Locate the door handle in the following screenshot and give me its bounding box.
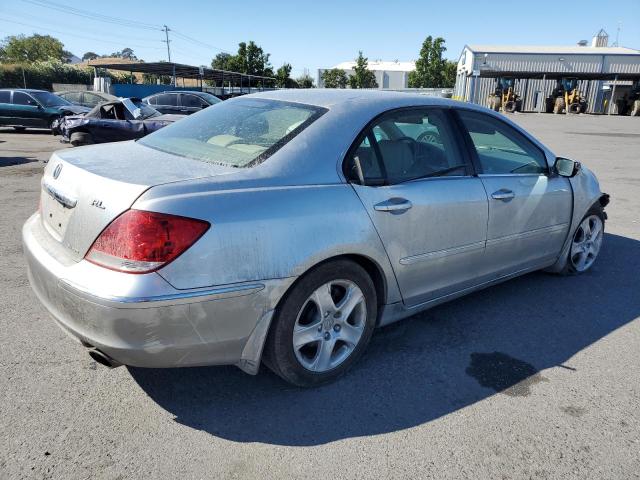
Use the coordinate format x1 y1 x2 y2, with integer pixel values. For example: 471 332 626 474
491 189 515 201
374 198 413 213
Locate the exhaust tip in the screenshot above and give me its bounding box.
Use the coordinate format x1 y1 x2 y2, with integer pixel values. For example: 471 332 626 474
88 349 120 368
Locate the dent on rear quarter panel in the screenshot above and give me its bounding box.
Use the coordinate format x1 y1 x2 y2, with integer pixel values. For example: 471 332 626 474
134 184 402 303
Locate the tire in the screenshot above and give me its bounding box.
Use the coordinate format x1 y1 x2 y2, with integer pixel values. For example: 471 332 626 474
558 206 605 276
631 100 640 117
545 97 555 113
70 132 94 147
567 102 582 114
13 126 26 132
504 100 516 113
263 259 377 387
553 97 565 114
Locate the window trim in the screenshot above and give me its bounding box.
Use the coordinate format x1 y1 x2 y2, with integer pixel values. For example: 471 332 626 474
452 108 550 177
342 106 476 186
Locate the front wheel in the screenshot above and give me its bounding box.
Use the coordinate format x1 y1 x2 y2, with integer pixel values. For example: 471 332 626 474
560 208 605 275
264 260 377 387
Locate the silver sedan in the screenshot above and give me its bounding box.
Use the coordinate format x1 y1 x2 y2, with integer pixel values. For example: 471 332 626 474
23 90 609 387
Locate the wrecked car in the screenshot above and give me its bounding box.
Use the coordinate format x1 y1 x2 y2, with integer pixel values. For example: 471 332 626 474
54 97 183 146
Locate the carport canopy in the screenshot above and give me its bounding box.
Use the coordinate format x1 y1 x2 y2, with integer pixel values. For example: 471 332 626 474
89 61 277 86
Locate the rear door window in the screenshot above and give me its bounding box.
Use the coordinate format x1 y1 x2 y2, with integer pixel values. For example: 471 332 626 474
155 93 178 106
345 108 470 185
0 91 10 103
13 92 36 105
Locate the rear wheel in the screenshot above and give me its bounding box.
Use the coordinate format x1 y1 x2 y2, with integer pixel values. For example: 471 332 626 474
504 100 516 113
559 207 604 275
264 260 377 387
567 102 582 114
70 132 94 147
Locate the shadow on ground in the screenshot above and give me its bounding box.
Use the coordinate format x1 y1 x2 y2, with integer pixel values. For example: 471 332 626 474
0 157 39 167
130 233 640 446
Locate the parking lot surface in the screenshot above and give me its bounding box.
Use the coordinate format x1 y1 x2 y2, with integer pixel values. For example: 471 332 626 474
1 115 639 480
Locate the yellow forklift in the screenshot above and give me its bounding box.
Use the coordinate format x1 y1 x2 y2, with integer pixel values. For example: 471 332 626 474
488 77 522 113
615 80 640 116
545 77 588 114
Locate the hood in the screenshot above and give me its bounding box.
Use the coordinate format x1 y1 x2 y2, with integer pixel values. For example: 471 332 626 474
57 104 90 115
152 113 185 123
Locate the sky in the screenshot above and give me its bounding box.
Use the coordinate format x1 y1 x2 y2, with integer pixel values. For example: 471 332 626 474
1 0 639 79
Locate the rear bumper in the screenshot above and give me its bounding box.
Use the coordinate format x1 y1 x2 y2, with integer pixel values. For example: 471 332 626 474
22 213 294 372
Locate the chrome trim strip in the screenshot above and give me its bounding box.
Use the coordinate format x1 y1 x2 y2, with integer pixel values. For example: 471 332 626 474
400 240 485 265
58 280 265 309
486 223 569 247
42 181 77 209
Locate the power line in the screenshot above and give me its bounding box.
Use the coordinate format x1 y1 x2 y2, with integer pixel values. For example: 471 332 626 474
0 17 164 51
171 30 231 54
21 0 163 31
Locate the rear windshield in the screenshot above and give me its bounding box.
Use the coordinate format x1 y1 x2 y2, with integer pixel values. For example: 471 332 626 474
139 98 326 167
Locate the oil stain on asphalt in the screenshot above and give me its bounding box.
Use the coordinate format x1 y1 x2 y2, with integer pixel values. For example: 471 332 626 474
466 352 548 397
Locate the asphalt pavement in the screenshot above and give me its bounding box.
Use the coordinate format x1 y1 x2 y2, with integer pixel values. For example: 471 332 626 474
1 114 639 479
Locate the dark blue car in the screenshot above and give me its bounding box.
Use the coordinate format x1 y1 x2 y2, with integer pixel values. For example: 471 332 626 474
55 97 183 146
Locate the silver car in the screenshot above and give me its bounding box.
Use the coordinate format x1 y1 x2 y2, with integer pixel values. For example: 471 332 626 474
23 90 609 387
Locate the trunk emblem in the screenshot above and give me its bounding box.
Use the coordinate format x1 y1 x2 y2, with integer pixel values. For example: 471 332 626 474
91 200 105 210
53 164 63 179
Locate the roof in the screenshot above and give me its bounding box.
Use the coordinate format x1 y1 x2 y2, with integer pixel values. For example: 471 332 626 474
89 61 276 85
0 88 48 92
466 44 640 55
245 88 453 108
331 60 416 72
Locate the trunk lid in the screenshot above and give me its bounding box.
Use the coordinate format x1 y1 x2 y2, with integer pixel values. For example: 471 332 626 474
40 140 235 260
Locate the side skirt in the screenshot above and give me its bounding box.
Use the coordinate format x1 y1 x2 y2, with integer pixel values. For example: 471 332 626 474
377 260 555 327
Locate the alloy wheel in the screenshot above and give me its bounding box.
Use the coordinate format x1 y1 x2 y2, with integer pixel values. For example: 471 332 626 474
292 279 367 372
570 214 603 272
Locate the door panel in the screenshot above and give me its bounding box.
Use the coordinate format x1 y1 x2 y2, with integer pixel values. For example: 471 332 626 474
353 179 488 305
11 92 41 127
345 107 489 306
456 109 573 276
480 174 572 276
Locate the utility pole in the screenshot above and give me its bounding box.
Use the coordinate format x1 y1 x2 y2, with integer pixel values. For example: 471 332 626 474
162 25 175 86
162 25 172 62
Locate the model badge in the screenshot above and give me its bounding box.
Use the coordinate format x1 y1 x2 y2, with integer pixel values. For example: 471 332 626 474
90 199 105 210
53 164 63 179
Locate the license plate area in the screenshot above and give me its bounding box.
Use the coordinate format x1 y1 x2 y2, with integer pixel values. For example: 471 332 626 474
41 190 74 241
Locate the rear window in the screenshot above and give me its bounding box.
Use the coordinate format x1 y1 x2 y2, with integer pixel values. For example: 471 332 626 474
139 98 326 168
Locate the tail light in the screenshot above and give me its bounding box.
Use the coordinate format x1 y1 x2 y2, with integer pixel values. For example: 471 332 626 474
85 209 210 273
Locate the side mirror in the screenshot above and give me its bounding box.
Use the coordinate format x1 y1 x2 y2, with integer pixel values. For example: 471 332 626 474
555 157 581 178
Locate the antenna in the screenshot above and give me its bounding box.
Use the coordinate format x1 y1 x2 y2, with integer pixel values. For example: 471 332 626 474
614 22 622 47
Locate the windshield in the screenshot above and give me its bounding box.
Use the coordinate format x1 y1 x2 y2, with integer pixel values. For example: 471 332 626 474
199 92 221 105
122 98 161 119
31 91 72 107
139 98 326 167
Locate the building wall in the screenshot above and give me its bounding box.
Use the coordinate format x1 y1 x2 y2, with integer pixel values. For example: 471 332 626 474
318 68 409 89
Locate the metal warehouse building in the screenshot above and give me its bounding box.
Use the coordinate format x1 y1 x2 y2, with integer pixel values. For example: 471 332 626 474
453 31 640 114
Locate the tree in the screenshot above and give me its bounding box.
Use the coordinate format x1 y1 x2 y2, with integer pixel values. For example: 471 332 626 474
321 68 348 88
0 34 65 62
349 51 378 89
442 60 457 88
82 51 99 61
211 41 273 77
120 47 136 60
408 36 450 88
296 73 315 88
275 63 295 88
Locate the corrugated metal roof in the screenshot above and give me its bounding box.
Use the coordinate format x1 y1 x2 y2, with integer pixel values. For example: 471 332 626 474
466 45 640 55
332 60 415 72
